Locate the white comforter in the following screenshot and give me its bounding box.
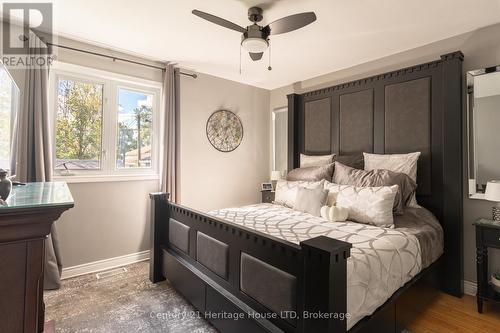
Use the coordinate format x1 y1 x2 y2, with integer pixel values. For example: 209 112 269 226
209 203 431 329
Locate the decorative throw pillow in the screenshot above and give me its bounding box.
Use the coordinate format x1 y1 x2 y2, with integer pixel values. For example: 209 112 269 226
300 154 335 168
332 162 417 214
286 164 334 182
324 182 398 227
363 152 421 207
334 154 364 170
293 187 328 217
274 180 324 208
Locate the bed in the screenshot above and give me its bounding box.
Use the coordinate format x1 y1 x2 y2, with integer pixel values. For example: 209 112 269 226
150 51 464 333
209 203 443 330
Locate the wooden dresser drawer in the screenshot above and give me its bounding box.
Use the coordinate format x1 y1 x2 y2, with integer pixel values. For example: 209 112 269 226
482 227 500 248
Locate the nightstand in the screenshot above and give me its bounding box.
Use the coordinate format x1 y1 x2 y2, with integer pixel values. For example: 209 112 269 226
474 218 500 313
261 190 275 203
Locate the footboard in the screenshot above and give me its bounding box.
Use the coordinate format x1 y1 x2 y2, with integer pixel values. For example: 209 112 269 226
149 193 352 333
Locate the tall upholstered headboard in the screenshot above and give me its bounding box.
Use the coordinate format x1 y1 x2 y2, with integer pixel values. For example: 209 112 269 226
287 52 464 297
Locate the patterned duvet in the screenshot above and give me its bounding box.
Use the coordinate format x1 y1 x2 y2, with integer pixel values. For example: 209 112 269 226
209 203 443 329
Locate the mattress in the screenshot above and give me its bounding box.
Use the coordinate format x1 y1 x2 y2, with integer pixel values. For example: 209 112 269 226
209 203 443 330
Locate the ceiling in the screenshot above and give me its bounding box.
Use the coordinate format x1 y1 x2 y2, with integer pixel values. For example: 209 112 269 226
5 0 500 89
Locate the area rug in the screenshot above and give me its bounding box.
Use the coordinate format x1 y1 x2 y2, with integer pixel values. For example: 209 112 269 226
44 261 217 333
45 261 416 333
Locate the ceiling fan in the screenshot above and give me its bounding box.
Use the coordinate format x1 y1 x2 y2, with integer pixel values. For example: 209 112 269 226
192 7 316 62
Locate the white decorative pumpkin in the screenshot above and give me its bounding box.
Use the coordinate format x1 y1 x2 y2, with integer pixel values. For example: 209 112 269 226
320 205 349 222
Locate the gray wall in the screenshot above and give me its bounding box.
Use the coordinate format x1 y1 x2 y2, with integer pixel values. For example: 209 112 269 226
179 73 270 212
270 22 500 283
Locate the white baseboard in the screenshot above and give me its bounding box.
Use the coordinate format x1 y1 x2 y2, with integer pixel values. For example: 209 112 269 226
463 280 477 296
61 250 150 280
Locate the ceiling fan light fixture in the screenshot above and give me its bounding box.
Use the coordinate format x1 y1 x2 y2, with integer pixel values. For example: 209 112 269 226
241 37 268 53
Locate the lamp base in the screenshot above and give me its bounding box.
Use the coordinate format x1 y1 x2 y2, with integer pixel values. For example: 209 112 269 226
493 206 500 221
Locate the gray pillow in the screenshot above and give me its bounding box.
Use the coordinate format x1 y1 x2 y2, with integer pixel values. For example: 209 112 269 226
332 162 417 214
334 154 364 170
286 163 334 182
293 187 328 217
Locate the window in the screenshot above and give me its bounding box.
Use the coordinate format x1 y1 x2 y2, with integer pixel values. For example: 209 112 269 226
0 65 19 170
117 88 153 169
55 78 104 170
50 63 161 180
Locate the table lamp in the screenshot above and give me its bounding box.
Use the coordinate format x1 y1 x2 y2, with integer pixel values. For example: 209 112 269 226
485 180 500 221
270 171 281 190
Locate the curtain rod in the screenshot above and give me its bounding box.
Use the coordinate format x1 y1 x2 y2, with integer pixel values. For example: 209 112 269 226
46 42 197 78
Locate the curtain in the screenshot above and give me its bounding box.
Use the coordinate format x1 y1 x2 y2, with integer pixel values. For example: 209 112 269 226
160 64 180 202
11 32 62 290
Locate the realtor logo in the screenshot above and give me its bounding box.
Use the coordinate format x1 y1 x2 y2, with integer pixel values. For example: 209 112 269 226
1 2 54 69
2 2 52 55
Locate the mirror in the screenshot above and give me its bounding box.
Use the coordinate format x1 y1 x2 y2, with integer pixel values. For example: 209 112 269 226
467 66 500 198
272 107 287 176
0 63 20 171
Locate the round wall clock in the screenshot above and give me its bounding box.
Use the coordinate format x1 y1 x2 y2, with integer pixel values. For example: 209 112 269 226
206 110 244 152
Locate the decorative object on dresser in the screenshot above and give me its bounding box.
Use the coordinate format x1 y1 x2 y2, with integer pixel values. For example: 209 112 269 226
0 182 74 333
270 170 281 190
474 218 500 313
485 181 500 221
261 189 275 203
206 110 243 152
0 169 12 200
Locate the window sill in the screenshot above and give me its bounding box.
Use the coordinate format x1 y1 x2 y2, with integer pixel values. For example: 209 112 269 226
53 173 160 184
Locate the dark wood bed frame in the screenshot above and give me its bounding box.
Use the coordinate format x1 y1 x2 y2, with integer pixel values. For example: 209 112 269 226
150 51 464 333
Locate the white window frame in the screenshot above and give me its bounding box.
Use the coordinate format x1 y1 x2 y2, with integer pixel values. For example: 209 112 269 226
49 62 162 183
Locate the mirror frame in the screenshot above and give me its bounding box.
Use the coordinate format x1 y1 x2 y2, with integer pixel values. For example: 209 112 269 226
467 65 500 200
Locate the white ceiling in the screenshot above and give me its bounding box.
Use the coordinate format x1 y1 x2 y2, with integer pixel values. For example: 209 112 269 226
5 0 500 89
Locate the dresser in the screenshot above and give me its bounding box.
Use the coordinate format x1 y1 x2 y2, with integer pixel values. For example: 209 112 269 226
0 182 74 333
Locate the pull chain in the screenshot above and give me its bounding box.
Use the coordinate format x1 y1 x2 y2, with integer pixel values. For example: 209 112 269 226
268 41 272 71
239 44 242 75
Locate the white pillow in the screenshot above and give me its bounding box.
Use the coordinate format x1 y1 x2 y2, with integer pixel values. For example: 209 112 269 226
324 182 398 228
300 154 335 168
363 152 420 207
293 187 328 217
274 180 324 208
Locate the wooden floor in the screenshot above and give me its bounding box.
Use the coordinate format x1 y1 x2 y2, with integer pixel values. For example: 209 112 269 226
407 293 500 333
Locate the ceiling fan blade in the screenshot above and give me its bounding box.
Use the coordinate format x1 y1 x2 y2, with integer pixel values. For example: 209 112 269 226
249 52 264 61
266 12 316 35
192 10 246 33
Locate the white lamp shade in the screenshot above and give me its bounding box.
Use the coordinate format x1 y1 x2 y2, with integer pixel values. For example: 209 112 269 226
270 171 281 181
485 180 500 202
241 38 268 53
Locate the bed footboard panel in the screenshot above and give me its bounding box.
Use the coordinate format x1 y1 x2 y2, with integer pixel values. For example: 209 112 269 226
149 194 352 333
